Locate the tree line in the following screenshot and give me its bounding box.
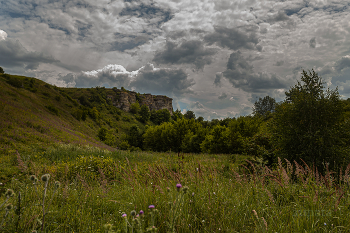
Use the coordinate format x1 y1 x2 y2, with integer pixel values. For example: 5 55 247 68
122 70 350 173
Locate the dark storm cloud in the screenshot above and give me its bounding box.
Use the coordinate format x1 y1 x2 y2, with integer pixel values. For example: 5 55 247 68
222 51 287 92
309 37 316 48
110 33 150 52
131 64 195 95
119 3 173 26
214 72 222 87
153 40 217 70
204 26 260 51
0 39 57 69
335 56 350 71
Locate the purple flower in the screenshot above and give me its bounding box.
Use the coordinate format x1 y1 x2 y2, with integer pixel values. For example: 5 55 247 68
148 205 155 209
176 183 182 189
122 213 127 218
139 210 144 215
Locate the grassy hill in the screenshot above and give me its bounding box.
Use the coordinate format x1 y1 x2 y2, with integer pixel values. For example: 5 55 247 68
0 73 151 163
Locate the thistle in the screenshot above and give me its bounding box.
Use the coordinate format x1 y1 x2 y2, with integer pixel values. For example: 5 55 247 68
0 189 15 209
0 203 13 230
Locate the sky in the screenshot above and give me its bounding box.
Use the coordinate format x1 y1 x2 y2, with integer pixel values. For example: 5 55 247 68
1 0 350 120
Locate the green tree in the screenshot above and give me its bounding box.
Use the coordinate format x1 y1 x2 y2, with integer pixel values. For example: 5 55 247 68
97 127 108 141
151 109 171 125
252 96 276 118
127 125 142 148
130 102 141 114
184 110 195 119
171 109 183 121
0 67 4 74
270 69 347 172
139 105 150 123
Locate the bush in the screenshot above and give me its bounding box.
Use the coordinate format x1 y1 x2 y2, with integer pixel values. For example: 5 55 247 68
130 102 140 114
0 66 4 74
46 105 59 116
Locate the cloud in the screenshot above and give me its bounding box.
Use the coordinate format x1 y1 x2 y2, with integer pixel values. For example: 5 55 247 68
59 63 195 96
214 72 223 87
204 26 260 51
153 40 217 69
110 32 150 52
131 63 195 96
222 51 287 92
274 60 284 66
119 2 173 26
0 30 7 40
335 55 350 72
309 37 316 48
218 92 227 99
0 38 58 69
269 11 290 23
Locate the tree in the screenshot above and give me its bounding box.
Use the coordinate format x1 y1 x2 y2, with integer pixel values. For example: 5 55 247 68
270 69 347 173
130 102 140 114
139 105 150 123
171 109 183 121
0 67 4 74
184 110 195 119
252 96 276 118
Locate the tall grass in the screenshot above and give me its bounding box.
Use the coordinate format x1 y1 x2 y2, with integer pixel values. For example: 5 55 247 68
1 145 350 232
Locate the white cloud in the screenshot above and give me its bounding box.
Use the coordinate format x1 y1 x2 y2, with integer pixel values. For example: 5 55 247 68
0 30 7 40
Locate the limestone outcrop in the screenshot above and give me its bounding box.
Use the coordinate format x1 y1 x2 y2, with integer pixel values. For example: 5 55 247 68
108 88 173 114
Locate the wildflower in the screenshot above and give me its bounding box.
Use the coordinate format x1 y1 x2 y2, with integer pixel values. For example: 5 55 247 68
131 210 136 216
176 183 182 191
29 175 37 182
167 187 171 192
324 223 326 226
122 213 127 218
41 174 50 182
192 192 195 196
149 205 155 209
139 210 144 215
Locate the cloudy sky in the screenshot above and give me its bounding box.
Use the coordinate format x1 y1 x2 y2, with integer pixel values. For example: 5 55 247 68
1 0 350 119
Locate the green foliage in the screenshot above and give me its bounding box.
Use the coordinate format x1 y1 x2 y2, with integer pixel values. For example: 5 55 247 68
184 110 195 119
89 107 100 120
119 140 130 150
79 95 92 107
129 102 140 114
0 67 4 74
45 105 59 116
127 125 143 148
270 69 348 172
139 105 150 123
253 96 276 119
98 127 108 141
171 109 183 121
5 76 22 88
150 109 171 125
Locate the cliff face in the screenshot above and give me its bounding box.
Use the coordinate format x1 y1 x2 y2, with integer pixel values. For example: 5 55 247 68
108 89 173 114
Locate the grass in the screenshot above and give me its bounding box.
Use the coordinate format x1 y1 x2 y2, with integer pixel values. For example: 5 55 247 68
0 144 350 232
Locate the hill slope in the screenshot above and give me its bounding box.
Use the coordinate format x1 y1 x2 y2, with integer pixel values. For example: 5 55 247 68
0 73 151 154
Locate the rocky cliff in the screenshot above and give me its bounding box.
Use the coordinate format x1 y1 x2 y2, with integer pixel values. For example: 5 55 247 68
107 88 173 114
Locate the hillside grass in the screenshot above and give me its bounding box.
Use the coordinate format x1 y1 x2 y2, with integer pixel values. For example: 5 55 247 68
0 144 349 232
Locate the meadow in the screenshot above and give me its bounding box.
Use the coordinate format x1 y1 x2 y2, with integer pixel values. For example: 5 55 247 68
1 143 350 233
